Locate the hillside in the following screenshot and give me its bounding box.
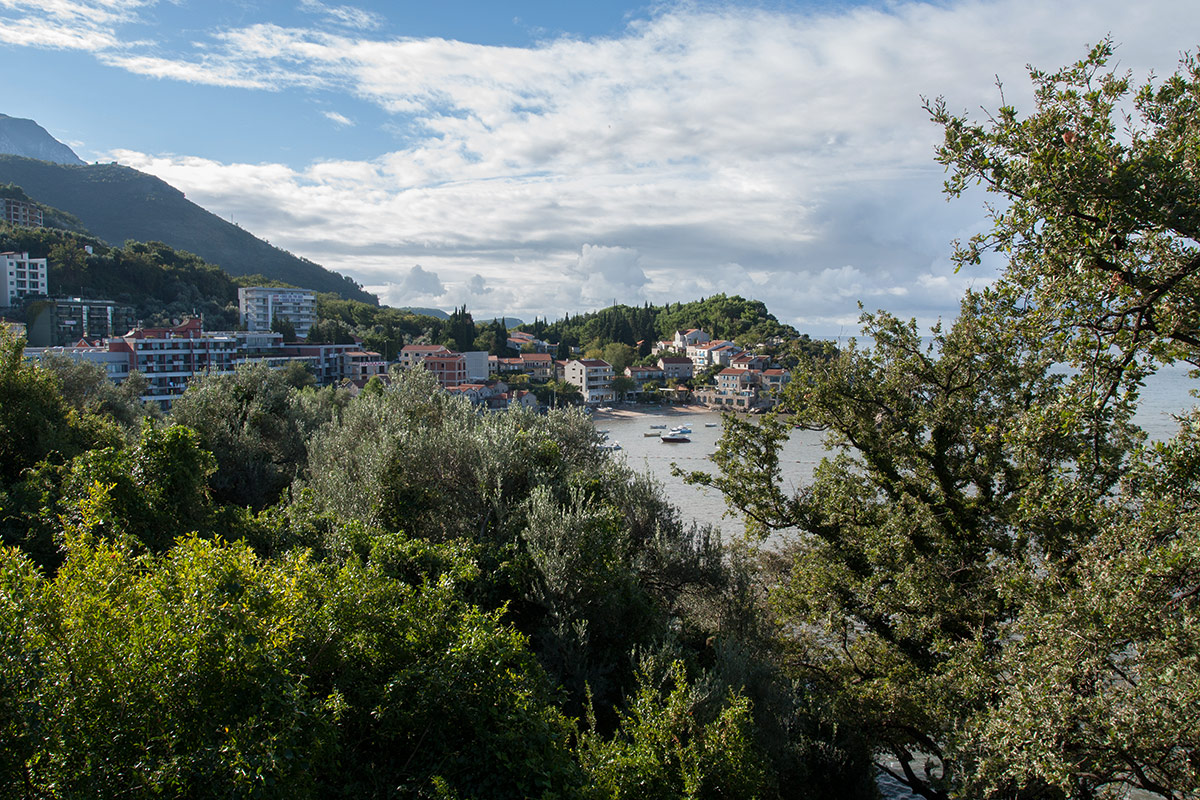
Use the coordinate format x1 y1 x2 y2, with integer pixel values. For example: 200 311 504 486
0 224 242 330
525 294 804 352
0 155 376 304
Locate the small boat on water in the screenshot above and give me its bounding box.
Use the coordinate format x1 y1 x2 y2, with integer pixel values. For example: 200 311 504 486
660 435 691 444
669 425 692 434
598 441 622 451
643 431 661 437
705 422 718 427
649 424 667 429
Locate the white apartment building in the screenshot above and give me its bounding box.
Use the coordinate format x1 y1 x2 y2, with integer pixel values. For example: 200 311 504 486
565 359 615 405
237 286 316 340
1 251 48 308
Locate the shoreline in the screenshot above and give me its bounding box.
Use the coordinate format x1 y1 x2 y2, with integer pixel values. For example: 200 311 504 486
589 403 718 420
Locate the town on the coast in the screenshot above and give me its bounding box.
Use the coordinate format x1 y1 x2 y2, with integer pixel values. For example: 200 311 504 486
3 224 797 413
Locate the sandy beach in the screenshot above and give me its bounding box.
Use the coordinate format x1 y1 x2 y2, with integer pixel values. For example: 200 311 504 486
588 403 717 420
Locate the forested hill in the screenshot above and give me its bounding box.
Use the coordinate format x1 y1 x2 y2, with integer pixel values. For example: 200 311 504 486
0 155 376 304
522 294 807 352
0 224 246 330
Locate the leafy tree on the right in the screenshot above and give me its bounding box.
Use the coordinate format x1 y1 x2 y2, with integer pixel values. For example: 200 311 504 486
693 41 1200 800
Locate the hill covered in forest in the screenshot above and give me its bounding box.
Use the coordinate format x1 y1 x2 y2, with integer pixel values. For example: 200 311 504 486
0 155 375 304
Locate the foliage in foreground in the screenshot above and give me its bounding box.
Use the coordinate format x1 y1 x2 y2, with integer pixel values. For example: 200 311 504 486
693 40 1200 800
0 327 862 798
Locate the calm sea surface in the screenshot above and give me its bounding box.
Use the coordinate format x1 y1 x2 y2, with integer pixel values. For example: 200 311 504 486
594 361 1197 541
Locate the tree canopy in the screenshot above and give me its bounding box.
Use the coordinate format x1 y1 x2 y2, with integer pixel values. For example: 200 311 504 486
692 42 1200 800
927 38 1200 392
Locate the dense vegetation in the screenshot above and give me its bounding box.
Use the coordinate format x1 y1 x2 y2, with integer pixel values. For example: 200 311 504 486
0 183 88 233
311 298 508 357
0 155 375 303
0 223 242 330
516 296 815 359
691 41 1200 799
0 337 869 798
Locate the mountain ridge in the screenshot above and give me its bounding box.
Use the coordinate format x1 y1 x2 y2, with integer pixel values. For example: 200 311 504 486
0 154 376 304
0 114 84 165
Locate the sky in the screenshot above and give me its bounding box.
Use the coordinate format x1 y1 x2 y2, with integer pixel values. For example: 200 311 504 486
2 1 1199 335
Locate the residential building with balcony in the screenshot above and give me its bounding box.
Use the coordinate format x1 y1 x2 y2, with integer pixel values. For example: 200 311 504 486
2 198 42 228
519 352 554 380
422 352 468 388
565 359 615 404
687 340 741 370
398 344 451 369
24 297 135 346
107 318 237 407
341 350 388 383
658 356 694 380
1 251 48 308
626 365 665 382
237 286 316 339
25 343 131 383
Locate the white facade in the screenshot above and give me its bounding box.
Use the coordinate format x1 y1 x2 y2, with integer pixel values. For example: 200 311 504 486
1 251 48 308
673 329 710 349
25 345 131 382
565 359 615 404
237 286 316 339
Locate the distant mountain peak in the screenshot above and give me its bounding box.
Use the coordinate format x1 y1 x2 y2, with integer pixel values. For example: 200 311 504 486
0 114 84 166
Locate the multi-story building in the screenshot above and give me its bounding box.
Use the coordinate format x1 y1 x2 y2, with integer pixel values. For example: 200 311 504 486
759 368 791 403
422 352 468 388
565 359 615 404
24 343 131 383
237 286 316 340
341 350 388 383
398 344 451 369
673 329 710 350
698 366 792 410
107 318 237 407
730 353 770 371
658 356 694 381
2 198 42 228
519 352 554 380
463 350 490 382
43 296 133 343
688 340 741 370
1 251 48 308
626 365 665 382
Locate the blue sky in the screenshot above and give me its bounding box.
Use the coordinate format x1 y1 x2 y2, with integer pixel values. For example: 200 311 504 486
2 0 1198 333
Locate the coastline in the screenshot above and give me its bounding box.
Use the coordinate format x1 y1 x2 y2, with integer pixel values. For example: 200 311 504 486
589 403 718 420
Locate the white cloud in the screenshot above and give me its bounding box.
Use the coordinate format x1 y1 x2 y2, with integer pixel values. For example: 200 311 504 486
298 0 383 31
465 274 492 295
321 110 354 126
397 264 445 298
78 0 1200 332
574 244 648 307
